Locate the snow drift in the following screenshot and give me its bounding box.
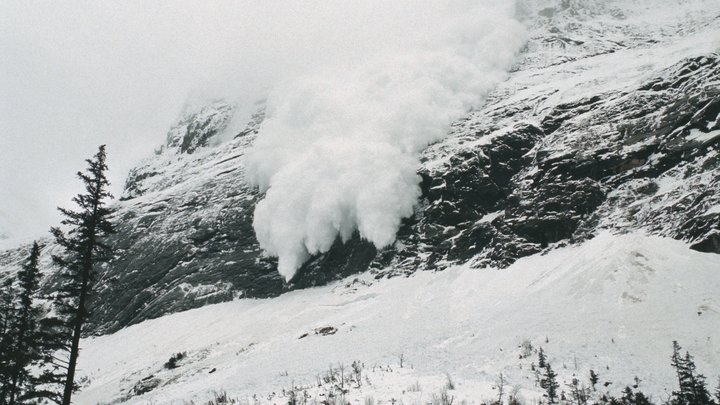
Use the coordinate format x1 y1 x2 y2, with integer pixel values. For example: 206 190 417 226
246 0 527 280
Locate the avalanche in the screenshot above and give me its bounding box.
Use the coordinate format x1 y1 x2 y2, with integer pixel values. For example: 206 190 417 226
245 1 527 281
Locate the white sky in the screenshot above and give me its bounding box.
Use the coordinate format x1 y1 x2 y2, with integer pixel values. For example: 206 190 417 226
0 0 522 249
0 1 417 243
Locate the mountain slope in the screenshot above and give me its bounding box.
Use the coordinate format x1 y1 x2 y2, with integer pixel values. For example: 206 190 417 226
74 232 720 404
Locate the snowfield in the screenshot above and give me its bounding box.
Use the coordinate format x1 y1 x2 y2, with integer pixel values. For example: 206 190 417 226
75 232 720 404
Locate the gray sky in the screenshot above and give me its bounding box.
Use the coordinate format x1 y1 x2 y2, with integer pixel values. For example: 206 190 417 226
1 1 251 243
0 0 515 247
0 1 403 244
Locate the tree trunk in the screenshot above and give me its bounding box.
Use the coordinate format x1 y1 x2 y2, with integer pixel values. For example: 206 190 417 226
60 273 89 405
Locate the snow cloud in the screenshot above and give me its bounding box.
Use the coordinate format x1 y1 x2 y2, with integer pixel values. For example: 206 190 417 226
0 1 525 263
245 1 527 280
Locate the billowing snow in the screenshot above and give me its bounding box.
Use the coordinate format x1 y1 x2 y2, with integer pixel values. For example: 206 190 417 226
75 233 720 404
245 1 527 280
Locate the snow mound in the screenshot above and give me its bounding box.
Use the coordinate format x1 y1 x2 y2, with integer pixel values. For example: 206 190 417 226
245 0 527 280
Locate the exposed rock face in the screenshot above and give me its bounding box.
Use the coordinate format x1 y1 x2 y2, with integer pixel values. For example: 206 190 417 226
404 54 720 273
1 0 718 334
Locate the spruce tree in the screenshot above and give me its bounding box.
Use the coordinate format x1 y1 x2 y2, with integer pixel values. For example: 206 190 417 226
671 340 690 403
51 145 115 405
0 279 15 342
538 347 547 369
4 242 45 404
2 242 65 405
683 351 713 405
670 341 715 405
543 363 559 403
0 278 18 403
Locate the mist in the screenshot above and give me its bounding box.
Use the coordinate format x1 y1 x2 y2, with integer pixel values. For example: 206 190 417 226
0 1 526 270
0 0 427 245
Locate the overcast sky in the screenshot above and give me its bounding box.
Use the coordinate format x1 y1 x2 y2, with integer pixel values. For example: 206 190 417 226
1 1 244 243
0 1 433 243
0 0 524 253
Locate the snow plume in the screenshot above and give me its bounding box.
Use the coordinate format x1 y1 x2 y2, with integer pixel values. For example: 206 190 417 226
246 1 527 281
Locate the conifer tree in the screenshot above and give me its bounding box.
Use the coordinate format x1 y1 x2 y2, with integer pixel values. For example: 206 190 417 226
683 351 713 405
671 341 690 403
670 341 715 405
0 278 18 403
0 242 64 405
634 390 653 405
0 279 15 341
51 145 115 405
538 347 547 369
543 363 559 403
3 242 44 404
590 369 599 391
618 386 654 405
622 386 635 403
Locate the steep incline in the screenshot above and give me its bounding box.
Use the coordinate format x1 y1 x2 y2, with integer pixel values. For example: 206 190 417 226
74 233 720 404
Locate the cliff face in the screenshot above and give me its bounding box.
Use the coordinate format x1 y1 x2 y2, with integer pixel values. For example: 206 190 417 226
1 0 718 335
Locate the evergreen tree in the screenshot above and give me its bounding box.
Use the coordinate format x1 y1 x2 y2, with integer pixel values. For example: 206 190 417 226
542 363 559 403
670 341 716 405
568 377 589 405
538 347 547 369
0 242 64 405
51 145 115 405
0 279 15 341
619 386 653 405
633 390 653 405
0 278 18 403
683 351 713 405
24 315 68 405
622 387 635 403
3 242 44 404
671 341 690 403
590 369 599 391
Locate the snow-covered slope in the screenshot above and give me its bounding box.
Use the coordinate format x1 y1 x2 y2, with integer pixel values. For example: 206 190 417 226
74 232 720 404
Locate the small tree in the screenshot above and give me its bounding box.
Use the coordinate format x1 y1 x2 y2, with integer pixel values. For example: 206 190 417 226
51 145 115 405
589 369 599 391
568 377 589 405
538 347 547 369
618 386 654 405
543 363 559 403
495 372 506 405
